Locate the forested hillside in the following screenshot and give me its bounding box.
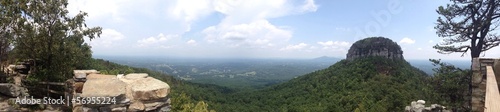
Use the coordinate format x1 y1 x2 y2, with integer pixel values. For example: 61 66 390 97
210 57 434 111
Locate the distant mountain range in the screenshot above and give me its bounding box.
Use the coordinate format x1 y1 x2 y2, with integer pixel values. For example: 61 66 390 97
407 59 470 75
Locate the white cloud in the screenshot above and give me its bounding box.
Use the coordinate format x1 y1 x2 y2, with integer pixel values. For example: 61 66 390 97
186 39 197 46
203 20 292 47
87 29 124 48
168 0 214 31
399 37 415 44
317 41 350 48
167 0 318 48
300 0 318 12
335 27 351 32
280 43 308 51
170 0 213 22
417 48 422 50
428 40 434 43
137 33 177 47
316 41 351 52
309 46 317 49
160 45 173 49
67 0 126 22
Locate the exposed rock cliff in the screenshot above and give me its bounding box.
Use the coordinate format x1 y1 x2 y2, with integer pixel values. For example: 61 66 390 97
346 37 404 60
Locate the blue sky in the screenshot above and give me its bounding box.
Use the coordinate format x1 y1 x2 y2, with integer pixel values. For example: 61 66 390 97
67 0 500 60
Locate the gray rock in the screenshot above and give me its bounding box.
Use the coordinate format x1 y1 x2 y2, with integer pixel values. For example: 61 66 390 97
128 101 145 111
405 106 411 112
74 73 87 79
346 37 404 60
99 106 111 112
159 105 171 112
405 100 450 112
416 100 425 105
111 106 127 112
73 70 99 75
144 101 166 111
0 83 29 97
82 107 98 112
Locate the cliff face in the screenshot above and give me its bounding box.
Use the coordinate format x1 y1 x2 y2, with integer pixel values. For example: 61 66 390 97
346 37 403 60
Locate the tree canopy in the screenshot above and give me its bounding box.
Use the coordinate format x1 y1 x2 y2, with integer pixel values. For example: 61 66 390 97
0 0 102 82
434 0 500 58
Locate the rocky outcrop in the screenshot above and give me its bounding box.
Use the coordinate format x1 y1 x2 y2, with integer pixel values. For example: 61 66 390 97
346 37 404 60
73 70 99 82
0 83 29 97
72 70 171 112
404 100 450 112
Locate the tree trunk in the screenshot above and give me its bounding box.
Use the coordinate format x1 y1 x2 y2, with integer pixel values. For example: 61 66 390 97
471 48 480 59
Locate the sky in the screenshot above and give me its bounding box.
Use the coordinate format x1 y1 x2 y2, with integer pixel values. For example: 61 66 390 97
67 0 500 60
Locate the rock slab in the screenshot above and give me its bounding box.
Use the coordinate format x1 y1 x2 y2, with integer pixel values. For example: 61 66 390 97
81 78 126 104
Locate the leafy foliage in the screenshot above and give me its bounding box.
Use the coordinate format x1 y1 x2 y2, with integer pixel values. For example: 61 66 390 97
429 59 470 111
2 0 102 83
434 0 500 58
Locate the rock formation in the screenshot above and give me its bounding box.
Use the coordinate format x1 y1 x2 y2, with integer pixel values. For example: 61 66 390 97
346 37 404 60
404 100 450 112
70 70 171 112
0 83 29 97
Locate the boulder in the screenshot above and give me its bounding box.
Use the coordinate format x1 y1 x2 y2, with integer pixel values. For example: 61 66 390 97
159 105 171 112
406 100 450 112
14 65 27 70
74 82 85 93
144 101 166 111
128 102 145 111
111 107 127 112
78 72 171 111
99 107 111 112
74 73 87 79
0 83 29 97
73 70 99 74
7 65 15 71
117 74 124 79
81 78 126 104
404 106 411 112
86 74 116 79
82 107 98 112
125 73 148 79
416 100 425 105
128 77 170 101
